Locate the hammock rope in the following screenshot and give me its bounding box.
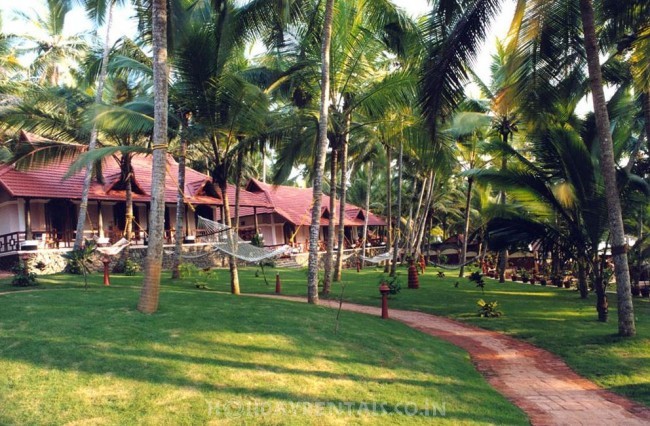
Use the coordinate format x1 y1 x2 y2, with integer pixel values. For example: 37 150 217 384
96 238 131 257
358 250 393 264
428 254 482 269
197 216 289 263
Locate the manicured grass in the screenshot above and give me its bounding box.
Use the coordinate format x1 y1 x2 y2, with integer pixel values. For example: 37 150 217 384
0 273 527 425
157 264 650 408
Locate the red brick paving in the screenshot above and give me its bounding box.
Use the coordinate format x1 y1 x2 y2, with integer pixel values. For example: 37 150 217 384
254 294 650 426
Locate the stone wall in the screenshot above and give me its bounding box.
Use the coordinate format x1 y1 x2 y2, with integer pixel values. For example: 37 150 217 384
12 244 231 275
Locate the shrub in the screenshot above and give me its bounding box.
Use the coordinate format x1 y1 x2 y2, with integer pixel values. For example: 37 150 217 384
179 263 214 289
468 271 486 292
477 299 502 318
379 274 401 295
11 261 37 287
63 241 96 289
124 259 141 276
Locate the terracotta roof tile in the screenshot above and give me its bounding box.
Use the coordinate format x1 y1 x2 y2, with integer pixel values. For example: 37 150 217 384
0 154 271 208
244 178 386 226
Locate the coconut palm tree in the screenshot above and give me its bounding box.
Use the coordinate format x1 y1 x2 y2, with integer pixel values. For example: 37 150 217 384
14 0 89 86
307 0 334 304
579 0 635 335
137 0 168 314
73 0 125 250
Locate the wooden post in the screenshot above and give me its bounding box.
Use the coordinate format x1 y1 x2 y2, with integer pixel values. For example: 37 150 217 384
97 201 104 238
184 204 189 237
24 198 32 240
253 206 259 234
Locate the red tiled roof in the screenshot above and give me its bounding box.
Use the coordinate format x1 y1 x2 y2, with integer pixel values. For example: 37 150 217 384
243 178 386 226
0 153 271 208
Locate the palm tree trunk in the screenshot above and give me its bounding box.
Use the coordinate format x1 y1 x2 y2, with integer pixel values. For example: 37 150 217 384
409 175 427 253
335 111 351 282
580 0 635 336
138 0 168 314
74 2 114 250
307 0 334 304
123 155 133 241
497 155 508 283
220 180 240 295
577 257 588 299
361 162 372 267
323 148 337 295
414 171 435 256
234 150 244 239
459 177 474 277
385 145 392 272
171 132 187 279
390 138 403 276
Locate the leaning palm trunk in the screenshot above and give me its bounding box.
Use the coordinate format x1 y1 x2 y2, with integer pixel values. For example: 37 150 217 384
458 177 474 278
307 0 334 304
361 162 372 267
580 0 635 336
138 0 168 314
335 115 350 282
171 134 187 279
390 139 403 276
323 148 337 295
409 175 427 253
74 2 114 249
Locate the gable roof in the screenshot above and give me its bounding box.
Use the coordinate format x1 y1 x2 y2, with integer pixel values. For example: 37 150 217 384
0 153 271 208
243 178 386 226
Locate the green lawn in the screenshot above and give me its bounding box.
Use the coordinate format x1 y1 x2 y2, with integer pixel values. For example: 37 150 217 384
152 264 650 407
0 273 527 425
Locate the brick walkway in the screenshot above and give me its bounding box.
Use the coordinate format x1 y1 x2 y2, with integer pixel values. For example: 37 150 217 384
255 294 650 425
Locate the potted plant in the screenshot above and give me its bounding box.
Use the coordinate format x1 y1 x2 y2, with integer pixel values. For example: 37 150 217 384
521 269 530 283
552 274 563 288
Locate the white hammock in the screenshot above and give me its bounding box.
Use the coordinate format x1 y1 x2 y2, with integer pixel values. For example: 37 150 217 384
358 250 393 264
96 238 130 257
196 216 289 263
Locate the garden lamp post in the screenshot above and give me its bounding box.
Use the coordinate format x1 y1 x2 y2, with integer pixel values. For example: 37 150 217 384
102 255 111 286
379 282 390 319
275 272 281 294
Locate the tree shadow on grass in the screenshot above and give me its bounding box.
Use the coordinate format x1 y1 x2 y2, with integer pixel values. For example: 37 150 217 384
0 287 529 424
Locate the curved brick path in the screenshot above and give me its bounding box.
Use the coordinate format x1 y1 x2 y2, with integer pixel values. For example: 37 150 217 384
254 294 650 426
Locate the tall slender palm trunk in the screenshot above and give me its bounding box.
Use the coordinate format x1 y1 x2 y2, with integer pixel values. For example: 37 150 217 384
497 155 508 282
361 162 372 267
307 0 335 304
74 2 114 249
579 0 635 336
123 155 134 241
138 0 168 314
459 177 474 277
323 148 337 295
220 180 240 295
335 114 350 281
171 131 187 279
384 145 392 273
390 139 403 276
414 171 435 256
